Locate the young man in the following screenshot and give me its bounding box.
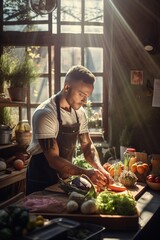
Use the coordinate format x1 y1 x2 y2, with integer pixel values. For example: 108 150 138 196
26 65 113 195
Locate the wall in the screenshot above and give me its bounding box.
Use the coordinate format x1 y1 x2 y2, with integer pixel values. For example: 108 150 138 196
108 0 160 156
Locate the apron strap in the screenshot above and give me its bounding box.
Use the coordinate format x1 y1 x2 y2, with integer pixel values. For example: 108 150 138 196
55 93 79 125
55 93 62 125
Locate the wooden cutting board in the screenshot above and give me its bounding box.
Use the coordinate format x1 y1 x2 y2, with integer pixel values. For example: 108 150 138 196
45 182 147 200
15 182 147 231
43 182 147 231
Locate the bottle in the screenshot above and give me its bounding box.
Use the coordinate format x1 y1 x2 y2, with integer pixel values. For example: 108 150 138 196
123 148 136 171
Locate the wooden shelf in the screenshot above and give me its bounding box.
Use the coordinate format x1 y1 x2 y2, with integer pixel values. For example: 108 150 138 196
0 101 26 107
0 168 26 189
0 142 18 150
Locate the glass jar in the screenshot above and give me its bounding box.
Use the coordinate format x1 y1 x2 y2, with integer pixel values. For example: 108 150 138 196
15 120 32 146
123 148 136 171
15 120 31 133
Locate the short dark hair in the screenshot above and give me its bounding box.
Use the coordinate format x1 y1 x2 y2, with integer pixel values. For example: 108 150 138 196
65 65 96 85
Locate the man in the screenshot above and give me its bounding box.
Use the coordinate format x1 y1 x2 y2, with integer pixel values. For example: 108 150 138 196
26 65 113 195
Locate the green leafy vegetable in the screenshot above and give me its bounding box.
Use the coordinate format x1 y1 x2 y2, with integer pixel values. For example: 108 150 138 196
73 154 93 169
96 190 137 216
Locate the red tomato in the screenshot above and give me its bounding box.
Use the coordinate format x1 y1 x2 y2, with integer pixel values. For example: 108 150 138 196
147 174 155 182
154 176 160 183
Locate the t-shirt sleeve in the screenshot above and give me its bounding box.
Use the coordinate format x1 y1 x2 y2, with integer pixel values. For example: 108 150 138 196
33 108 58 139
78 107 89 134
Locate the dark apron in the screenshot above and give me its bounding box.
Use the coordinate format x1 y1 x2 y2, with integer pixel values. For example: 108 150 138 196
26 94 80 195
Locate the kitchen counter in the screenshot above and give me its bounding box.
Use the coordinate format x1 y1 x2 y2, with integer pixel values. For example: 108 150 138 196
102 188 160 239
4 183 160 240
43 184 160 239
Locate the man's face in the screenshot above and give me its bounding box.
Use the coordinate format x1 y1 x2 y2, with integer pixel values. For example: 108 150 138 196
64 80 94 110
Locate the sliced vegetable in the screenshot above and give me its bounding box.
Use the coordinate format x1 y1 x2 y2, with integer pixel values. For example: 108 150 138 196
107 183 127 192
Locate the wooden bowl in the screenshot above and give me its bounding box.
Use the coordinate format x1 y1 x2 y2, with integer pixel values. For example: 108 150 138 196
146 180 160 191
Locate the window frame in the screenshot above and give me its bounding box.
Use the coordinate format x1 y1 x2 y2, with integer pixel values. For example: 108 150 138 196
0 0 109 139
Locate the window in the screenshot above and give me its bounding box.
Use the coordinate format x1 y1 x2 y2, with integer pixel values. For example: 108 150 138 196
1 0 108 136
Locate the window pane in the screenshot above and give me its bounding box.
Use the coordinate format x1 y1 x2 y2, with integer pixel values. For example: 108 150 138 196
85 105 103 129
61 25 81 33
30 77 49 104
85 0 103 23
61 0 81 22
22 107 27 121
52 8 57 34
3 0 49 32
61 47 81 72
89 77 103 103
3 1 48 21
60 77 65 90
1 107 19 127
84 48 103 72
38 46 49 74
4 24 48 32
84 26 103 34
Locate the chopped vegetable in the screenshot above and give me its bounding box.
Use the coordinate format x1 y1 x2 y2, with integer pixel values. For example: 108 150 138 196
107 183 127 192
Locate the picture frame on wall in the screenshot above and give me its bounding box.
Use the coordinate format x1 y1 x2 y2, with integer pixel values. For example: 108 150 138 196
131 70 143 85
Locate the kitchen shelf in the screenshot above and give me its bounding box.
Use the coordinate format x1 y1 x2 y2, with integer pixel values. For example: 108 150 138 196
0 101 26 107
0 167 26 190
0 142 18 150
0 99 27 122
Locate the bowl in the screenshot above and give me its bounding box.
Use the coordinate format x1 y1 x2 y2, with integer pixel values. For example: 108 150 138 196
146 180 160 191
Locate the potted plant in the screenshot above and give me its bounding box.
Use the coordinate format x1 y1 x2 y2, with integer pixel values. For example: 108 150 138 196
0 49 17 95
7 51 40 102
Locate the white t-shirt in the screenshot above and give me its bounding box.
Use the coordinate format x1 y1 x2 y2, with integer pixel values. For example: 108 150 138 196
27 95 89 155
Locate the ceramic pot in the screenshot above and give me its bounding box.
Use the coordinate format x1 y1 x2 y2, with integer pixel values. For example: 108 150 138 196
8 87 27 102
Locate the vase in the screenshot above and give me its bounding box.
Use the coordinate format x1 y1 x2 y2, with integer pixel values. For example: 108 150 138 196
8 87 27 102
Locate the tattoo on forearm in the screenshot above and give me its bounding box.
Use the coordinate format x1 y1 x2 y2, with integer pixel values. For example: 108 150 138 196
61 165 84 176
39 138 55 152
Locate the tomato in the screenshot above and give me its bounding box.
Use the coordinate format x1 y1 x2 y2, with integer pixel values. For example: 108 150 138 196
146 174 155 182
154 176 160 183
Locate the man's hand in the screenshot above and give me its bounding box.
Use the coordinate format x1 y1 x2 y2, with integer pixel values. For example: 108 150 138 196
85 168 114 187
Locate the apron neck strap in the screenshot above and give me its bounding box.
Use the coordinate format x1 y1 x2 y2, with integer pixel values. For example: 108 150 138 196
55 93 79 124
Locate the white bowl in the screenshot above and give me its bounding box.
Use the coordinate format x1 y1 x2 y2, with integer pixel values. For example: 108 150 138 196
146 180 160 191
